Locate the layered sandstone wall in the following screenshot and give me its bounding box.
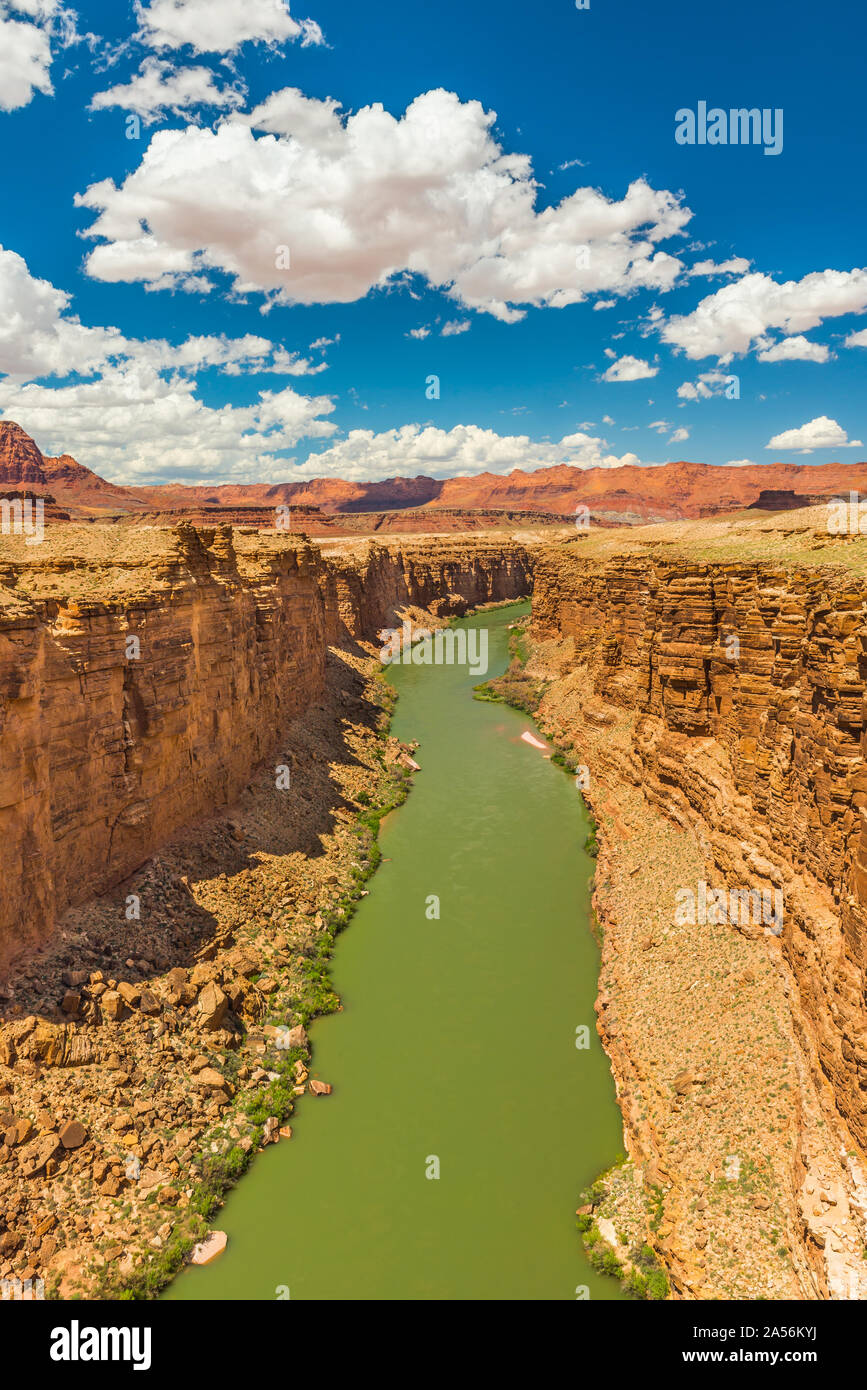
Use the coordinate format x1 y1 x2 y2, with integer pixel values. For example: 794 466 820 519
0 526 531 966
527 539 867 1292
0 525 327 963
318 536 533 644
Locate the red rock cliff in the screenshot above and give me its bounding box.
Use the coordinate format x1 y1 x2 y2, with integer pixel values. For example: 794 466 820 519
0 526 531 965
523 526 867 1297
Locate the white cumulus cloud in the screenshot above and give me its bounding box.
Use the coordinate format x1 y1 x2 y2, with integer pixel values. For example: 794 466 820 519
687 257 750 278
0 244 338 482
89 57 245 123
766 415 863 453
601 354 658 382
0 1 78 112
0 245 330 381
134 0 324 54
756 335 831 363
676 370 733 400
661 268 867 362
74 88 690 320
293 424 642 482
0 368 336 483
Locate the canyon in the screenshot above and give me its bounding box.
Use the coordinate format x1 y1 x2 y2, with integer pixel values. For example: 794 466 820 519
3 466 867 1301
0 518 532 1297
0 522 531 960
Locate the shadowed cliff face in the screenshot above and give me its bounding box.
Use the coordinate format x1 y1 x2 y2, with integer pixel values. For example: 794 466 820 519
0 525 532 965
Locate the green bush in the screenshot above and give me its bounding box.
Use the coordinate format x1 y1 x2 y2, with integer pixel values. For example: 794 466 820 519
626 1268 648 1299
587 1244 622 1279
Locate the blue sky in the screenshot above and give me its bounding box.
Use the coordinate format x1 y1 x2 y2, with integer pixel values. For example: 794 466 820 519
0 0 865 485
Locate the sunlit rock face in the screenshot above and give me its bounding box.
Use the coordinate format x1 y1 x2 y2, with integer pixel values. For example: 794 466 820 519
531 539 867 1155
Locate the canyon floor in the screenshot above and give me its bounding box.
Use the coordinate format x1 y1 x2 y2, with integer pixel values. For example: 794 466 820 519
2 507 867 1300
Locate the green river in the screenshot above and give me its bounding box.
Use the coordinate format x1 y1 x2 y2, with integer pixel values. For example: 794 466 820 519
166 602 625 1300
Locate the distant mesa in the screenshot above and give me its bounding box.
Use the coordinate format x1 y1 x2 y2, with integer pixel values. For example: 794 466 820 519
3 418 867 529
746 489 831 511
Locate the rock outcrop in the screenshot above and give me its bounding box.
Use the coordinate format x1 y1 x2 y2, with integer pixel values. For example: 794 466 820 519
317 535 533 644
0 523 327 962
0 422 48 487
0 422 141 513
531 540 867 1140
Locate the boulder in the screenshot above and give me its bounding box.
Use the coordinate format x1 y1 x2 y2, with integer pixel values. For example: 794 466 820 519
195 1067 229 1093
308 1079 332 1096
101 991 125 1023
190 962 218 988
18 1134 61 1178
190 1231 227 1265
65 1034 97 1066
58 1120 87 1150
5 1117 33 1147
61 970 89 988
197 982 228 1031
225 950 258 977
20 1020 69 1066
